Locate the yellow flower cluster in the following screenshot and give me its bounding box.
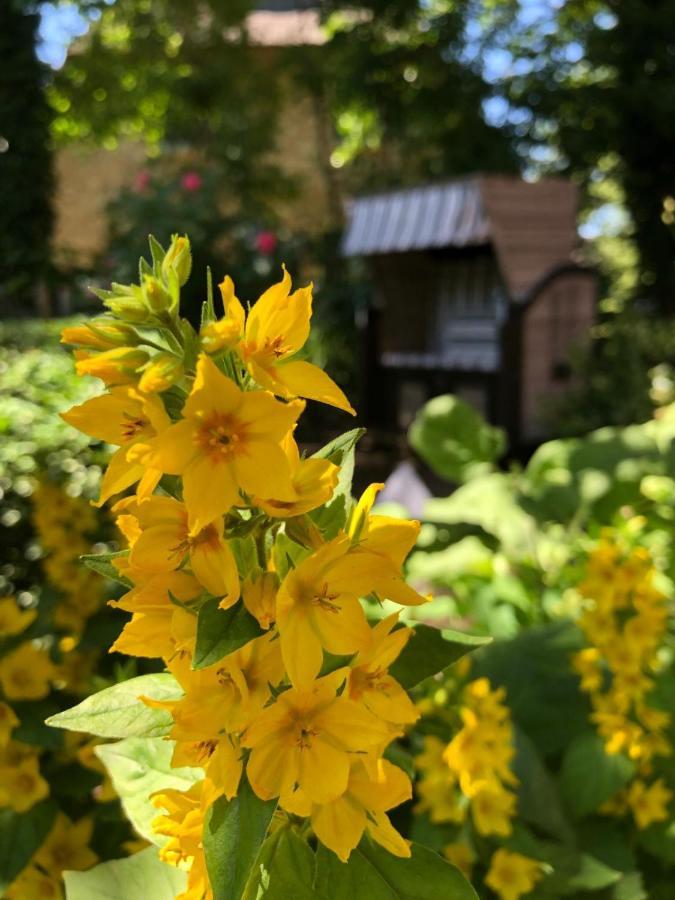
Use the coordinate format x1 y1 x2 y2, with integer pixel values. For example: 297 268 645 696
62 237 429 898
6 813 98 900
416 678 518 836
32 480 105 634
415 678 541 899
572 531 673 830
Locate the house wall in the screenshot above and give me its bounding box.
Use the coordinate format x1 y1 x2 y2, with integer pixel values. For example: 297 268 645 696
51 55 339 270
520 269 597 441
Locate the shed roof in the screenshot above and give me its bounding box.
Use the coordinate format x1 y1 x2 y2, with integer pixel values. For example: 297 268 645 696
342 175 580 298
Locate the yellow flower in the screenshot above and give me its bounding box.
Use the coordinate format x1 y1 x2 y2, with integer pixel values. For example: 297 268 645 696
571 648 603 693
242 674 389 805
275 534 374 688
219 269 355 414
242 570 279 629
0 596 37 637
485 849 543 900
471 783 517 836
254 433 338 518
5 866 61 900
200 317 241 354
0 702 19 746
153 781 215 900
61 319 137 350
120 495 240 605
35 813 98 876
283 758 411 861
147 354 303 532
625 778 673 829
348 483 428 607
0 747 49 812
62 386 170 506
345 613 419 726
110 567 199 661
0 643 55 700
443 842 474 879
162 632 285 742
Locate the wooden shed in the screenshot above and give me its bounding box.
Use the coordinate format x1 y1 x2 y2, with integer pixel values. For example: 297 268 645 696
342 175 598 449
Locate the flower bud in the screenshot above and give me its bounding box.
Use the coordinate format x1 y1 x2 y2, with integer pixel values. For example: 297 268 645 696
138 353 185 394
284 515 324 550
142 276 173 314
62 319 140 350
162 234 192 287
75 347 150 385
242 570 279 630
200 318 241 354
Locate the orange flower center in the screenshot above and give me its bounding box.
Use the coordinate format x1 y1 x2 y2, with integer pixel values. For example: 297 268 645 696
121 412 148 441
197 414 243 460
310 582 341 613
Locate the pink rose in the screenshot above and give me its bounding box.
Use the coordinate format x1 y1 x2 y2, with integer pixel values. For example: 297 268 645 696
255 230 278 256
181 171 203 192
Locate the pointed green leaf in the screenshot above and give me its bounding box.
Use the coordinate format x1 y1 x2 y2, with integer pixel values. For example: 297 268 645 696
46 674 181 739
310 428 365 538
315 838 478 900
96 738 201 845
64 847 186 900
81 551 131 587
193 598 264 670
389 624 490 689
243 827 317 900
203 778 277 900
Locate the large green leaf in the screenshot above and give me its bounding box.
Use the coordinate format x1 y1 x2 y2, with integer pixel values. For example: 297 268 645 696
559 732 634 818
46 673 181 739
64 847 186 899
244 827 317 900
473 621 589 755
425 473 538 560
409 393 505 484
512 728 573 842
96 738 201 845
0 800 57 892
320 838 478 899
389 624 490 689
203 777 277 900
310 427 365 538
193 598 264 670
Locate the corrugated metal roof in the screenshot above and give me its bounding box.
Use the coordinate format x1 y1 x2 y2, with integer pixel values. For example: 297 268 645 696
342 179 491 257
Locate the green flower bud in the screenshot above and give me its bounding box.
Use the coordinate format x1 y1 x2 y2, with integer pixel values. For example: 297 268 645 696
162 234 192 287
142 276 173 314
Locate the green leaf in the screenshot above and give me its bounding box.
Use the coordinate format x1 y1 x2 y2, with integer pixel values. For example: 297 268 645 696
96 738 201 845
559 732 635 818
64 846 186 899
340 838 477 900
310 427 365 538
46 673 182 739
389 624 490 689
314 843 395 899
193 598 264 670
243 827 317 900
512 728 574 843
0 800 57 893
637 816 675 864
409 394 505 483
81 551 131 587
202 778 277 900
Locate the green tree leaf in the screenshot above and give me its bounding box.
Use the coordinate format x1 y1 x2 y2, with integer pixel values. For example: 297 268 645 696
64 846 186 899
203 777 277 900
96 738 201 845
389 624 490 689
0 800 57 893
46 674 181 739
409 394 505 484
559 732 635 818
193 598 264 670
